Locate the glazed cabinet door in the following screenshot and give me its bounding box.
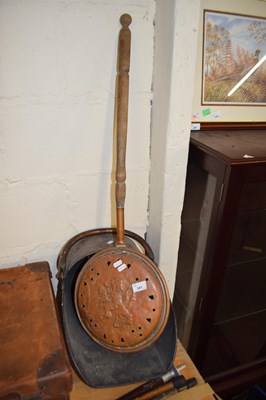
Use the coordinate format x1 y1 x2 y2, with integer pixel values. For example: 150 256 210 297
200 164 266 387
173 147 226 350
174 138 266 397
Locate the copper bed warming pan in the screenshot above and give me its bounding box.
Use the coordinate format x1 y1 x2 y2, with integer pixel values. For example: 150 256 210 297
57 14 177 388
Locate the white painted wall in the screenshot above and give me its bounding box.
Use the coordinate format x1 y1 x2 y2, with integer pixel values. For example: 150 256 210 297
0 0 155 287
147 0 200 297
0 0 199 296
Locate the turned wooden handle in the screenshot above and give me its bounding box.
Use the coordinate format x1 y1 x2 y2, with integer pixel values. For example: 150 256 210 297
116 14 132 244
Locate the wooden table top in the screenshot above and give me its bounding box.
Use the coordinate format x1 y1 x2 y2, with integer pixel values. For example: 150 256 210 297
70 340 220 400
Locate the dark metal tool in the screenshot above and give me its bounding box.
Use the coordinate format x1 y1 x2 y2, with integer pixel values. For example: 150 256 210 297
130 375 197 400
115 364 185 400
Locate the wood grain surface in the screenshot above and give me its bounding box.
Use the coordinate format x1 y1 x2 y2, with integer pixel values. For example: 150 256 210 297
69 341 221 400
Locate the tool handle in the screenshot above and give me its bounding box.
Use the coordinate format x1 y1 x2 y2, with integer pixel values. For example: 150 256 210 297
115 365 181 400
116 378 164 400
116 14 132 245
133 381 176 400
129 375 195 400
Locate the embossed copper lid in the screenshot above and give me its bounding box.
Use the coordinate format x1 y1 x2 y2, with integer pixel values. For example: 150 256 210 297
74 247 170 352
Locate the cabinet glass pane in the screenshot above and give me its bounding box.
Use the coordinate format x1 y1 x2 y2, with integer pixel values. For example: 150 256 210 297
174 163 217 347
202 180 266 377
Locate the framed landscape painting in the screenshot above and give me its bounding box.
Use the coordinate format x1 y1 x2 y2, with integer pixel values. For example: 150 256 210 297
202 10 266 105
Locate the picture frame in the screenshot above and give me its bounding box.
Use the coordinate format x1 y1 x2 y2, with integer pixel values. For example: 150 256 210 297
202 10 266 106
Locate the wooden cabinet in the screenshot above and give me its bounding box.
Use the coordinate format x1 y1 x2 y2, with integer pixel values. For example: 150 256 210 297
173 130 266 397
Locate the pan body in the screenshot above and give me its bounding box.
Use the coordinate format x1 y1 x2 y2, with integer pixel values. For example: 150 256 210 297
57 228 154 278
74 246 170 352
57 228 177 387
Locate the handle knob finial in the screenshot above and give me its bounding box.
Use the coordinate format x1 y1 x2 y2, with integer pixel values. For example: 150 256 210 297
120 14 132 28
